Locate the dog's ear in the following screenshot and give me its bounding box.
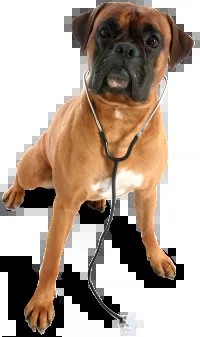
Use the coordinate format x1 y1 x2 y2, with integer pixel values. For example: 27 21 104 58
72 3 110 52
166 13 194 69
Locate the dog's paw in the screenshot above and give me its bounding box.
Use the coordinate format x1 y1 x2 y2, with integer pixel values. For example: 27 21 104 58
2 185 25 211
87 199 106 213
24 289 55 334
147 247 176 280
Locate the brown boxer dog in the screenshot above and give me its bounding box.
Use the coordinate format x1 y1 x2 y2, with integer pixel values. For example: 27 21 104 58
2 2 194 333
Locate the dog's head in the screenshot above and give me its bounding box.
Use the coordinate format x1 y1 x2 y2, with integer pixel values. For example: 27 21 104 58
72 2 194 102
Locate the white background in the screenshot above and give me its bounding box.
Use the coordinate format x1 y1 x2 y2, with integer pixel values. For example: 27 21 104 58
0 0 200 336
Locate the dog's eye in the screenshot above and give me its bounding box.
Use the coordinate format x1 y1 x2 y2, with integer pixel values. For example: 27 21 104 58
99 27 111 39
146 35 159 48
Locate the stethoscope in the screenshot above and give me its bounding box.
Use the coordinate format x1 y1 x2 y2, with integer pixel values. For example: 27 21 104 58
83 69 168 334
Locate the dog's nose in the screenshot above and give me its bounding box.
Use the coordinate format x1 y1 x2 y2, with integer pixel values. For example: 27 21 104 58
113 42 140 58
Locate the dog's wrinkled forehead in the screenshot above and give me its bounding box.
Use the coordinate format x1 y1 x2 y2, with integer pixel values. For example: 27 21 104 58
92 3 169 39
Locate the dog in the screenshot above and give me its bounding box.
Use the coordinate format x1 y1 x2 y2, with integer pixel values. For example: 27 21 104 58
2 2 194 333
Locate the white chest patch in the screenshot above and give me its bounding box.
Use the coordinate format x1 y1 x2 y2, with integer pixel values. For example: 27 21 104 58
90 169 144 199
114 108 123 120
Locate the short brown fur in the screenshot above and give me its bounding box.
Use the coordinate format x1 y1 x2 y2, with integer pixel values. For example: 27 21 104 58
2 2 193 333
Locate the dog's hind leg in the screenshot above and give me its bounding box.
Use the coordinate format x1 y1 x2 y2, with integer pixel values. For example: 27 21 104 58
87 199 106 213
2 174 25 211
2 135 52 210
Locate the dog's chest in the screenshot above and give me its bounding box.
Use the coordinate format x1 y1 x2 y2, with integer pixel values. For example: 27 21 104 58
90 169 144 199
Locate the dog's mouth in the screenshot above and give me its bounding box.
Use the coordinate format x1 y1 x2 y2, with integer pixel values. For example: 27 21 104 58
106 68 130 89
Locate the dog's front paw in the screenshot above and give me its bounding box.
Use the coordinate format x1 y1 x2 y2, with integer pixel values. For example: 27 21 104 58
147 247 176 280
24 289 55 334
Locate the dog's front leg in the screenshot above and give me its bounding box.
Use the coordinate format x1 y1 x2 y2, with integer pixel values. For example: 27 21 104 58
134 186 176 280
24 196 78 333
